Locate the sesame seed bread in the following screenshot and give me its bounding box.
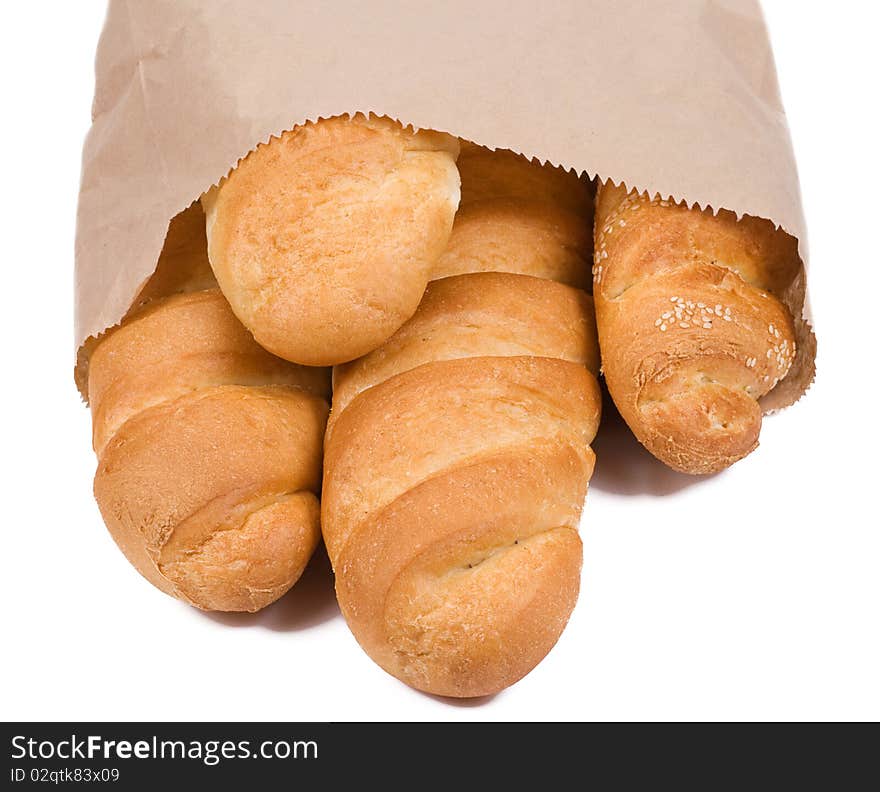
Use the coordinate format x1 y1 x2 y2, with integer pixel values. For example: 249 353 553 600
323 151 600 697
202 114 461 366
593 182 800 474
89 214 330 612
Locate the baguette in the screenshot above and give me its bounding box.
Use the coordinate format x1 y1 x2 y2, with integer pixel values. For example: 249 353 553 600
202 114 460 366
89 205 330 611
433 143 593 289
593 183 800 474
323 148 600 696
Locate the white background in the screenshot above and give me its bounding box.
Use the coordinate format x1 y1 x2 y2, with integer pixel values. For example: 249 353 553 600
1 1 877 722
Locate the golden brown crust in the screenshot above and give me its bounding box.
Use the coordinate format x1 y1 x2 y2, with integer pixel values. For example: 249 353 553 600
331 272 599 418
90 288 330 612
325 274 600 695
325 355 599 561
433 199 592 289
95 385 326 611
594 183 800 474
336 445 587 698
323 150 600 697
90 290 329 455
203 114 461 366
324 354 599 698
433 144 594 289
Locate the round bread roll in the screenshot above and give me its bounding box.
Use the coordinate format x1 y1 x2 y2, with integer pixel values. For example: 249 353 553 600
202 114 461 366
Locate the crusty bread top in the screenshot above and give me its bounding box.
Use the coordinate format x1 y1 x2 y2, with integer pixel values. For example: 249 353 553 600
335 439 589 698
434 143 594 289
89 289 330 455
433 199 593 289
324 354 600 564
332 272 599 418
94 383 327 608
593 183 800 473
322 151 601 695
594 183 801 301
324 346 600 697
89 287 330 612
202 114 461 365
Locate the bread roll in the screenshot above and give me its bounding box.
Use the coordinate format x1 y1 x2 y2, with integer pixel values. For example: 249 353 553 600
324 149 600 697
128 200 217 308
432 143 593 289
593 183 800 474
202 114 461 366
89 206 330 611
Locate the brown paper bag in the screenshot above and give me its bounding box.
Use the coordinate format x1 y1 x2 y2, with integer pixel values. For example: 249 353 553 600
74 0 814 406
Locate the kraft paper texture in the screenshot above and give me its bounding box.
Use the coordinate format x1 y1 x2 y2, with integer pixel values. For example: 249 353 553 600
74 0 815 407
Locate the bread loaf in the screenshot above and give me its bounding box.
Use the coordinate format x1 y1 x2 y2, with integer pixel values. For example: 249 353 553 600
202 114 460 366
433 143 593 289
89 205 330 611
593 183 800 474
323 147 600 696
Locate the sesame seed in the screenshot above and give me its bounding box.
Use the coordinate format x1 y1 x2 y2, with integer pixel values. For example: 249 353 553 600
670 296 678 302
723 315 731 321
703 322 712 329
660 324 667 332
680 322 690 329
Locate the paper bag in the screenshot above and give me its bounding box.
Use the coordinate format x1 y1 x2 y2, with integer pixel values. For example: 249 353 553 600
74 0 815 407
